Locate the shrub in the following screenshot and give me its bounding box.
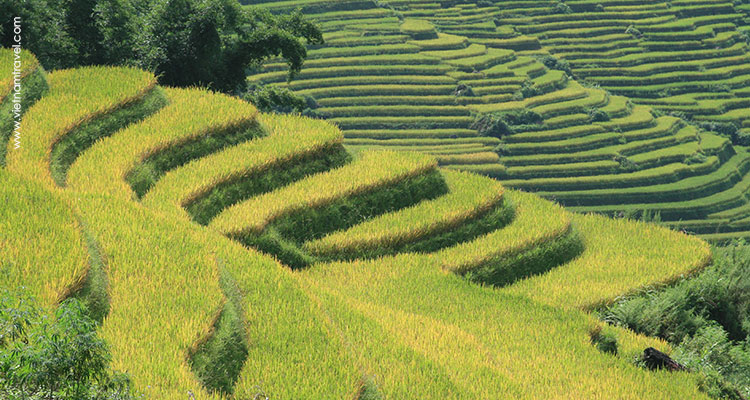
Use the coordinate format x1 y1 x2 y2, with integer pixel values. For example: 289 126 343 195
519 81 541 99
685 151 708 165
737 130 750 146
589 325 618 355
674 325 750 400
613 154 638 171
625 25 642 38
554 2 572 14
502 109 543 126
453 84 475 97
587 108 610 122
243 85 307 113
0 288 139 400
472 114 511 138
471 110 542 138
538 55 571 75
600 241 750 398
699 121 741 144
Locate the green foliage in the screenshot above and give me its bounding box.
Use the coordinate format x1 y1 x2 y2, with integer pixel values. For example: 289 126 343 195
519 80 542 99
587 108 610 123
554 2 572 14
453 84 475 97
613 154 638 172
625 25 642 39
699 121 744 146
472 110 542 138
589 326 618 355
0 0 77 67
0 0 323 91
674 325 750 399
472 114 511 138
357 376 383 400
137 3 323 91
243 84 308 113
500 109 543 126
601 241 750 398
538 55 571 75
685 151 709 165
0 289 138 400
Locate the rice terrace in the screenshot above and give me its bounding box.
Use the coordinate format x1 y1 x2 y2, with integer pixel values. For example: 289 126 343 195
1 0 750 399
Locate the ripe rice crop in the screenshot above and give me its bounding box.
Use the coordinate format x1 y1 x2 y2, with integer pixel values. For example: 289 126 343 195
68 192 359 399
471 81 587 113
66 87 258 199
142 113 344 220
0 171 88 307
210 150 437 236
427 190 571 277
5 66 156 187
400 18 436 38
304 169 504 257
506 212 711 310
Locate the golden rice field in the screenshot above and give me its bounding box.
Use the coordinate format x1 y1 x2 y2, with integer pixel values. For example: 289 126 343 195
0 50 719 399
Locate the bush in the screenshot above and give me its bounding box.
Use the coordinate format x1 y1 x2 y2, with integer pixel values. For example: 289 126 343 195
453 84 475 97
554 1 572 14
519 81 541 99
472 114 511 138
600 241 750 398
471 109 542 138
538 55 571 75
589 326 618 355
587 108 610 122
0 288 139 400
737 130 750 146
243 85 308 114
674 325 749 400
699 121 742 145
501 109 543 126
685 151 708 165
613 154 637 171
625 25 642 38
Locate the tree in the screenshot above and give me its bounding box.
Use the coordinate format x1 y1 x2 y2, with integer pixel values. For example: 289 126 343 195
0 0 323 92
0 0 78 69
0 288 138 400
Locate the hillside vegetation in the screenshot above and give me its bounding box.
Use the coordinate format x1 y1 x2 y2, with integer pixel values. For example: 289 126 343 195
0 48 724 398
243 0 750 243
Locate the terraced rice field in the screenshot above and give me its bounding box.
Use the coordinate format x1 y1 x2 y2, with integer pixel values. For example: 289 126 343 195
1 56 716 397
242 0 750 242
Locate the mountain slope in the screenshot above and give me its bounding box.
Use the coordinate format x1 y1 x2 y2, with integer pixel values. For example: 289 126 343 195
0 48 715 398
243 0 750 242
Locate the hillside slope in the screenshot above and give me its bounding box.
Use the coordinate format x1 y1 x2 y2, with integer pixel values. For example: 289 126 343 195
243 0 750 242
0 50 715 398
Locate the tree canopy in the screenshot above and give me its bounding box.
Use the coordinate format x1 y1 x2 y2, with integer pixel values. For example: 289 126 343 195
0 0 323 92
